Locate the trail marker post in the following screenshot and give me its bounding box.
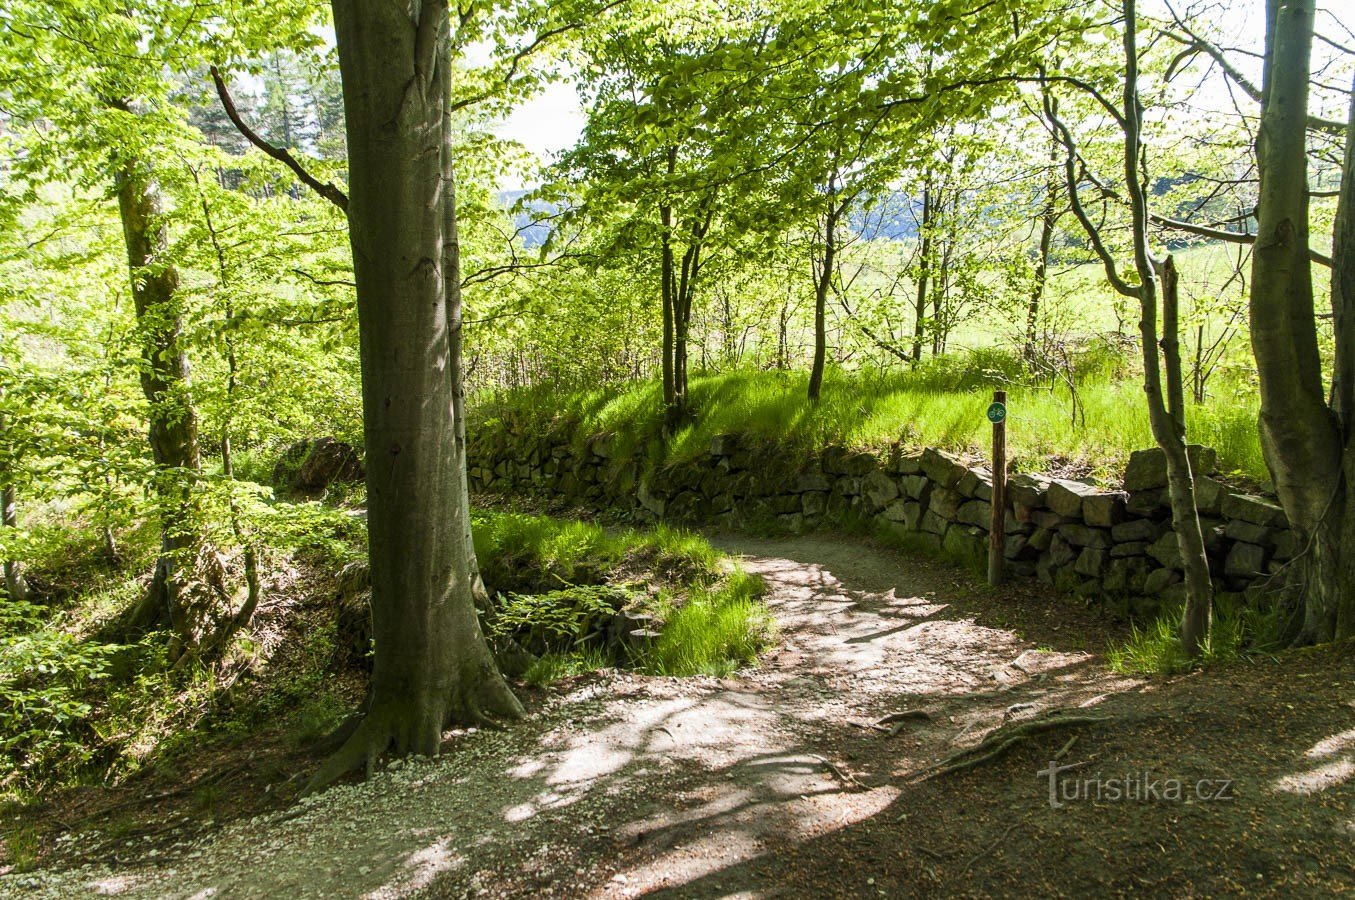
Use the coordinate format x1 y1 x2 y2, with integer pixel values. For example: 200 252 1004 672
987 390 1007 586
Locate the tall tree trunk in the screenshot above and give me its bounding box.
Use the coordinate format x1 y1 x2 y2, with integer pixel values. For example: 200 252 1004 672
1329 73 1355 641
115 158 203 650
911 181 932 363
311 0 521 792
808 185 839 401
1118 2 1214 657
1250 0 1351 642
1048 1 1215 655
672 203 711 422
660 147 678 431
1 406 29 602
1025 138 1060 365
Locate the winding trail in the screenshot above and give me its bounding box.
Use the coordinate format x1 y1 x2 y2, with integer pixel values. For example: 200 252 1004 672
11 535 1353 898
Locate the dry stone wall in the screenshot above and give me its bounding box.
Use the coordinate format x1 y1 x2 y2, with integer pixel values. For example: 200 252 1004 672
469 428 1289 622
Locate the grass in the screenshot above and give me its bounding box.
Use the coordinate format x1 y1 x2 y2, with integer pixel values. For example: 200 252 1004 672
472 510 774 681
522 647 614 687
646 570 774 677
1 823 40 873
475 346 1266 485
473 511 723 593
1106 599 1278 675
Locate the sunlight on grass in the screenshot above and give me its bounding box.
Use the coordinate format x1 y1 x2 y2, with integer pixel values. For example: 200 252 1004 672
1106 600 1272 675
476 348 1265 483
471 511 774 682
645 570 775 677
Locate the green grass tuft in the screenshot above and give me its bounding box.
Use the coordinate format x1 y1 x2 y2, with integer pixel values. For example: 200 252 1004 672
522 647 614 687
473 510 775 680
645 570 775 677
1107 600 1277 675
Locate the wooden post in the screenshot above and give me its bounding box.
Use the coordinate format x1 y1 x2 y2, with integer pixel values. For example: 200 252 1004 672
988 389 1007 586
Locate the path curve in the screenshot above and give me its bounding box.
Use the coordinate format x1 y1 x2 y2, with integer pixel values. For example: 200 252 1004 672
6 535 1127 900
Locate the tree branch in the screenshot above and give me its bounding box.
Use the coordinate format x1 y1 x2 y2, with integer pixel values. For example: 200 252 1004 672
210 66 349 213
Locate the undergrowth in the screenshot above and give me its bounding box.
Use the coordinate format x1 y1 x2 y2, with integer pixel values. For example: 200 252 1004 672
473 510 774 681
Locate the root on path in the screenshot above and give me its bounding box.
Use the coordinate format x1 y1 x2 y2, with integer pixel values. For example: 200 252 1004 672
912 708 1108 782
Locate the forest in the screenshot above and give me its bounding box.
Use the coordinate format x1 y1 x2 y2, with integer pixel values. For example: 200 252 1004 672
0 0 1353 896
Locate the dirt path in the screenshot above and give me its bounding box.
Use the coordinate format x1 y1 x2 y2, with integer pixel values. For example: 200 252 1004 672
6 535 1353 898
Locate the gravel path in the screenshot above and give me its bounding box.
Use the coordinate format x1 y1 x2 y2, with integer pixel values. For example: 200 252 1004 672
0 535 1173 899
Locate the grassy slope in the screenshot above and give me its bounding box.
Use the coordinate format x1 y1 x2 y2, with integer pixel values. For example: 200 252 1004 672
477 351 1266 484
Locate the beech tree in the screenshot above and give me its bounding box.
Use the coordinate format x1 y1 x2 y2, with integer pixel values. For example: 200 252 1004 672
308 0 523 790
1249 0 1354 642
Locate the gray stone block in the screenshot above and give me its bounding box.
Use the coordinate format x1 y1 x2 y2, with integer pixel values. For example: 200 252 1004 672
1148 532 1183 569
1082 491 1128 527
1123 444 1217 492
1007 473 1051 509
1220 492 1287 527
1074 548 1109 578
1048 478 1099 518
921 447 967 489
1225 541 1269 578
1111 518 1162 543
1058 523 1113 549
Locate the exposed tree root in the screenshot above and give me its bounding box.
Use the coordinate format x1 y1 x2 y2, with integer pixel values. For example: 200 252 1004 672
960 816 1029 876
302 677 524 797
813 754 869 790
913 709 1108 782
852 708 931 736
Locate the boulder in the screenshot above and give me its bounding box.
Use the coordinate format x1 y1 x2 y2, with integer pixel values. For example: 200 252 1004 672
1111 518 1162 543
900 474 932 502
273 437 364 496
1194 477 1228 516
801 491 828 518
1030 509 1068 531
956 468 993 500
929 487 963 520
1004 533 1038 561
793 471 832 493
1142 567 1181 595
1028 528 1055 552
1122 444 1217 492
1074 548 1109 578
1126 488 1169 517
1225 542 1269 578
879 499 911 523
861 470 901 508
1147 532 1183 570
1057 523 1112 549
957 500 991 529
921 510 950 536
886 448 925 476
1223 520 1275 549
1006 473 1052 509
1049 535 1078 567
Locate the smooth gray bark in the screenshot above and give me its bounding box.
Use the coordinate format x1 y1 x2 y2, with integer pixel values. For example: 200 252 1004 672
1250 0 1354 642
311 0 521 791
